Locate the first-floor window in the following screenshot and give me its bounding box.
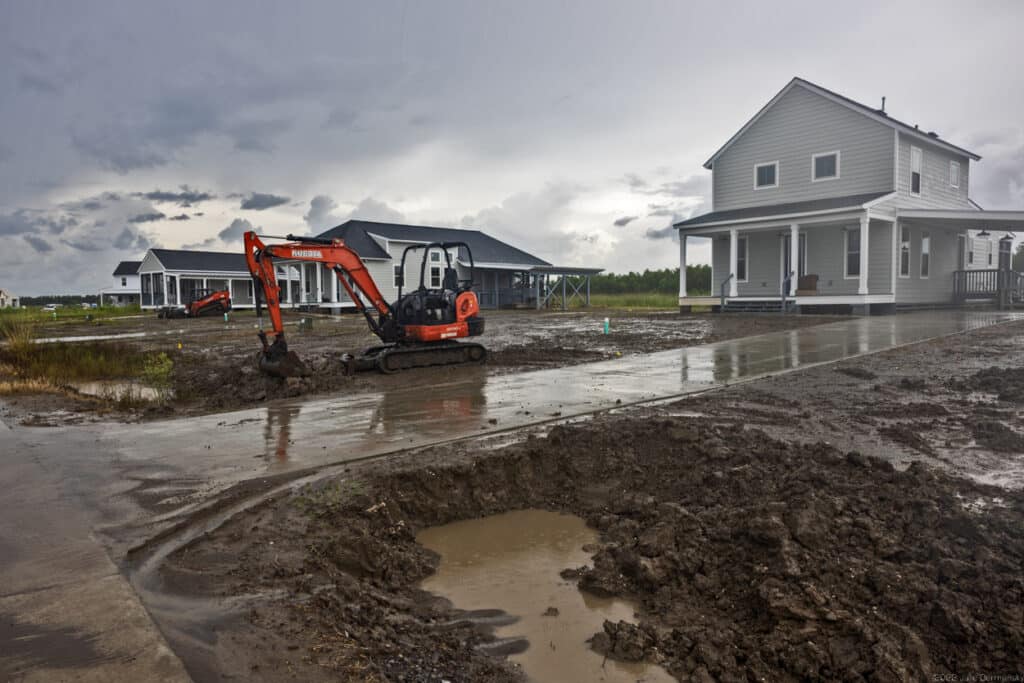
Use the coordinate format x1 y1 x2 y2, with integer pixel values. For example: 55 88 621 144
900 226 911 277
736 236 749 281
845 229 861 278
920 231 930 278
430 266 441 288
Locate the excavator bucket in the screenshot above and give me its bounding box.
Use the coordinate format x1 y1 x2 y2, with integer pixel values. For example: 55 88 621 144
256 331 312 378
259 350 311 378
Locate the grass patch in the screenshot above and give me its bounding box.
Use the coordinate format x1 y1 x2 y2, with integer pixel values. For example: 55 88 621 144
0 305 142 326
0 316 174 406
580 292 684 309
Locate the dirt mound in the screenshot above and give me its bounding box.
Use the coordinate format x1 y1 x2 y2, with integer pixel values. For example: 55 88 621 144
835 366 877 380
972 420 1024 453
164 417 1024 681
955 366 1024 403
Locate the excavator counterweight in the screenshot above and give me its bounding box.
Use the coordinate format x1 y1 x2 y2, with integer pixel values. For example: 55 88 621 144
243 231 486 378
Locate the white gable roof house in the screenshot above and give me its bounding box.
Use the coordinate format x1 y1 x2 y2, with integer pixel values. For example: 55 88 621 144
676 77 1024 313
0 288 19 309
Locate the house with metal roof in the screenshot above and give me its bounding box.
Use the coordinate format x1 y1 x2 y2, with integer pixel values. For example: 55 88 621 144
308 220 599 310
99 261 142 306
136 220 600 312
676 77 1024 313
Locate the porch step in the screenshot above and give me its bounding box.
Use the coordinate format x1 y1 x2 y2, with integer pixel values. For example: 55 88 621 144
722 300 795 313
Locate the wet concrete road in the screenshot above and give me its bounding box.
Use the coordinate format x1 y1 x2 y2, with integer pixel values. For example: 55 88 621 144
1 309 1021 679
91 309 1024 480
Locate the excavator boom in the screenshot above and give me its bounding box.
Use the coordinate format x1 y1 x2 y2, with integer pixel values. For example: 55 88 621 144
243 231 485 377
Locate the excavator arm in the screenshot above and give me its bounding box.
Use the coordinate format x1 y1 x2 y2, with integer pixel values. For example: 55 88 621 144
244 231 400 375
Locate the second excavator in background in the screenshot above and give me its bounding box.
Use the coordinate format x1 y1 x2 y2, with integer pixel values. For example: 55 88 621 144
243 231 486 377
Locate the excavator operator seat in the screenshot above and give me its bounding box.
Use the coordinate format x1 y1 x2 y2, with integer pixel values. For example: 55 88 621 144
443 267 459 291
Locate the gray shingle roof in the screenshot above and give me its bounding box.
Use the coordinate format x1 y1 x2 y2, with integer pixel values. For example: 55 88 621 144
315 220 551 266
674 191 892 229
112 260 141 276
149 249 250 272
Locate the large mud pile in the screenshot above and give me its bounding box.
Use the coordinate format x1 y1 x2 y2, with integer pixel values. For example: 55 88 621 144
163 416 1024 681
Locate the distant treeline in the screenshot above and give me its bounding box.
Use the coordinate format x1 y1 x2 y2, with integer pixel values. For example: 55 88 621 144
589 266 711 296
17 294 100 306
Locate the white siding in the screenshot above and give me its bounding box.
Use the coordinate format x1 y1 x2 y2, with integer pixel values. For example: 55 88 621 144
894 135 972 208
712 85 894 211
894 223 961 303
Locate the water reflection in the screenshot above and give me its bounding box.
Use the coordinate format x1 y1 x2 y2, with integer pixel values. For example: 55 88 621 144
367 368 488 437
264 404 301 466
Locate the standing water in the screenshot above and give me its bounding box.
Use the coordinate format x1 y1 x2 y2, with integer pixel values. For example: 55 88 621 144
417 509 674 683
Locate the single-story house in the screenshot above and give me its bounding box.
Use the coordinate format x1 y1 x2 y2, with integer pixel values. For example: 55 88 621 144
138 221 601 312
138 249 258 310
0 288 19 308
99 261 142 306
675 77 1024 313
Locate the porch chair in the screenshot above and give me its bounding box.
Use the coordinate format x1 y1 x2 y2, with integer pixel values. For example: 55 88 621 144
795 274 819 296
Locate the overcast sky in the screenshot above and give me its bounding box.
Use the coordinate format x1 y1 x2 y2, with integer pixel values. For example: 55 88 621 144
2 1 1023 295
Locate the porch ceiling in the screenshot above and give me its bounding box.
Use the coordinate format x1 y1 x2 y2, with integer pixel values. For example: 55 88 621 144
897 209 1024 233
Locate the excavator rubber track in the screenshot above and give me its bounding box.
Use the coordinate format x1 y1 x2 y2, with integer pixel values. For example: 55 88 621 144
345 341 487 374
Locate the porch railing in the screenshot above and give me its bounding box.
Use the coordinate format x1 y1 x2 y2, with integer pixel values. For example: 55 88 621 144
953 269 1024 308
780 270 795 313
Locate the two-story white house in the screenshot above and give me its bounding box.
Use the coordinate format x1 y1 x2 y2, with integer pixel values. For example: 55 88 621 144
0 288 19 308
676 77 1024 313
99 261 141 306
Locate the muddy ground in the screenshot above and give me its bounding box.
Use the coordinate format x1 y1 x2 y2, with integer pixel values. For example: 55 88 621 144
146 320 1024 682
1 310 842 422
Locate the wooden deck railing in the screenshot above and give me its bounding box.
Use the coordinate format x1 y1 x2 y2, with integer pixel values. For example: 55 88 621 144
953 269 1024 308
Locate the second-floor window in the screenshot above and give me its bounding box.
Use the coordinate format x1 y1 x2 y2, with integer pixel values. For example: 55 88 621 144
950 161 960 189
121 277 127 287
393 264 403 289
812 151 840 181
910 146 923 195
754 162 778 190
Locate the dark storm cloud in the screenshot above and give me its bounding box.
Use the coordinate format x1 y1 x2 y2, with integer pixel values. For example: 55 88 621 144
23 235 53 252
113 227 151 251
241 193 290 210
136 186 215 206
613 215 637 227
645 225 677 240
228 119 291 152
60 238 104 252
304 195 343 232
0 209 77 236
325 107 359 129
128 212 166 223
169 213 191 221
218 218 254 244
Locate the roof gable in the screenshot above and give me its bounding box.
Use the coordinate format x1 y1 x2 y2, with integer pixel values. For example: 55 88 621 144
704 77 980 169
146 248 250 272
112 260 142 276
315 220 550 267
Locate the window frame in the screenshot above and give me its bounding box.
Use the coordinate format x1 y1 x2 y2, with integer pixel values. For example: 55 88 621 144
910 146 923 196
844 228 862 279
811 150 841 182
920 230 930 279
393 263 403 289
735 236 749 283
753 161 779 190
430 265 442 288
121 276 127 287
950 160 960 189
899 225 911 279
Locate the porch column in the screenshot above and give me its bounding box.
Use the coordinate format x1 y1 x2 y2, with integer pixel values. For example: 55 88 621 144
679 234 687 298
728 228 739 297
789 223 799 296
299 264 307 304
858 213 870 295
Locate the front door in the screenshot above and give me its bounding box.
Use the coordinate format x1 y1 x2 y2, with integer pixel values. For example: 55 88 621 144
781 233 807 290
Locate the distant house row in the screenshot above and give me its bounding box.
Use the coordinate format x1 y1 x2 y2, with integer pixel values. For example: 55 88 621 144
104 220 600 311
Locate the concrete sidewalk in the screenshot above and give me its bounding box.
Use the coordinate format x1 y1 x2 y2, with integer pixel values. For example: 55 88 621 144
0 426 190 682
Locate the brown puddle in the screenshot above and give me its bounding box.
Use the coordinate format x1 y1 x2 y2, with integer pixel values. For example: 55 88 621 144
418 509 674 683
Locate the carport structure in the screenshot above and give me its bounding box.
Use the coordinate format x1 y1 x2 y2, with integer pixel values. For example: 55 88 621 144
532 265 604 310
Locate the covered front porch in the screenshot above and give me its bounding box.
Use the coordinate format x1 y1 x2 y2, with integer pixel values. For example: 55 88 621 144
679 206 895 313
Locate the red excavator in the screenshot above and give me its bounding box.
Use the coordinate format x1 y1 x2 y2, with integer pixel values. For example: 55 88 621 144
157 289 232 319
243 231 486 377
